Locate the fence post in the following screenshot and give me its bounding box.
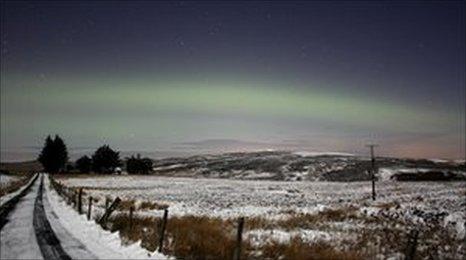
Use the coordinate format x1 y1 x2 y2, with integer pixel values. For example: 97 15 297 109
158 209 168 253
105 197 110 211
98 197 121 227
233 217 245 260
73 190 77 208
129 206 134 230
87 196 93 220
64 188 69 204
405 229 419 260
78 188 83 214
68 189 73 205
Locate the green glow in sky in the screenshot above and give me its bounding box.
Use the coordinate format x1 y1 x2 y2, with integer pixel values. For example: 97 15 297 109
1 75 464 159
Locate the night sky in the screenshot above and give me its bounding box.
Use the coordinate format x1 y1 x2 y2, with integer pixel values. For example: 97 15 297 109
1 1 465 161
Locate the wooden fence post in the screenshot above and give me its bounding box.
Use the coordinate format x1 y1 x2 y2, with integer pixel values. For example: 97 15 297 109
129 206 134 230
233 217 245 260
64 188 69 204
73 190 77 208
105 197 110 211
98 197 121 227
405 229 419 260
158 209 168 253
87 196 93 220
68 189 73 205
78 188 83 214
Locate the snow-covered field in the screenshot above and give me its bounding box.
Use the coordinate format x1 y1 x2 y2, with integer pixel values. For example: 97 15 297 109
61 176 464 220
56 175 466 259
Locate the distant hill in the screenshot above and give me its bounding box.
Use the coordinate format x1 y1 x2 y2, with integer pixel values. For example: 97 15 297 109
151 151 466 182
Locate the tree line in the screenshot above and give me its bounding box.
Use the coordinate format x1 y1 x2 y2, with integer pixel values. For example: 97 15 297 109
38 135 153 174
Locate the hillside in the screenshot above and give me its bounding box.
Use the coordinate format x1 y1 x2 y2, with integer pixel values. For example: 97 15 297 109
151 151 466 181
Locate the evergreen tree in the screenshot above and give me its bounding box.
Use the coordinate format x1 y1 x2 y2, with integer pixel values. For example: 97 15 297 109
76 155 92 173
38 135 69 173
92 145 121 173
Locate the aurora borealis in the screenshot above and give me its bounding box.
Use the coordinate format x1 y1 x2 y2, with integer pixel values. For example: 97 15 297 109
1 1 465 161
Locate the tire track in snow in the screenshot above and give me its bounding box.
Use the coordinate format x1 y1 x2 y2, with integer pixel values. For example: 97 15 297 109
33 175 72 260
0 174 39 229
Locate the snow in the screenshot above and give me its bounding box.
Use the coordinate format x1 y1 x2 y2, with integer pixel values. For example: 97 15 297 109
0 174 37 207
59 175 465 224
246 229 332 247
42 184 98 259
443 212 465 240
378 168 397 181
55 174 465 259
0 175 43 259
293 151 355 157
153 164 187 171
429 158 450 163
60 176 373 218
453 159 466 164
44 175 172 259
0 173 19 187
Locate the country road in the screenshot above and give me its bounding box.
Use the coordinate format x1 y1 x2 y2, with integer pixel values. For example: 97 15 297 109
0 174 96 260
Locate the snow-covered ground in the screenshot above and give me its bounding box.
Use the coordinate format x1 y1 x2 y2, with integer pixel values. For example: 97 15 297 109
1 174 171 260
44 176 171 259
0 175 43 259
0 174 36 207
56 175 466 259
0 173 19 187
60 176 465 220
61 176 466 256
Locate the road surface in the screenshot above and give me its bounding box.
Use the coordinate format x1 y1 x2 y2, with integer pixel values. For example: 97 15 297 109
0 174 96 259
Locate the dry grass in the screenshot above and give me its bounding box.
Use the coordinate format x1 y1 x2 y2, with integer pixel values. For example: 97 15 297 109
105 214 244 259
107 214 159 251
165 216 240 259
116 199 169 211
140 201 169 210
275 206 361 230
245 206 362 231
102 207 378 260
374 202 399 210
260 237 364 260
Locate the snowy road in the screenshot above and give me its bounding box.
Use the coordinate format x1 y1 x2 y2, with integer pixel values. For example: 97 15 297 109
0 174 95 260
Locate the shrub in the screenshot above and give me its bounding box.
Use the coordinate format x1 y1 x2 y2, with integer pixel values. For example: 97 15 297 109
126 154 153 174
76 155 92 173
92 145 121 173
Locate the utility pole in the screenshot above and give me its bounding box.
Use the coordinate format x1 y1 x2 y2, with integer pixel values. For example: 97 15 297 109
366 144 378 201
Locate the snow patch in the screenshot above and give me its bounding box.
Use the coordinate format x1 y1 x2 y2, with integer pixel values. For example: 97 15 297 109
443 212 465 240
0 174 19 187
246 229 332 247
294 151 355 157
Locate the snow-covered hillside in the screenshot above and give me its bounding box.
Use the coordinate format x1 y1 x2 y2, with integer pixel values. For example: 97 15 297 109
149 151 465 181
